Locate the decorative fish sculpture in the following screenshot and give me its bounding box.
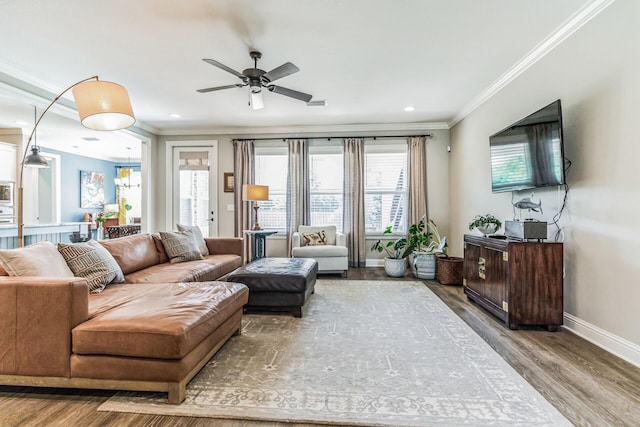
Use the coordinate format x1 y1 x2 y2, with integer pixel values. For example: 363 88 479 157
513 195 543 214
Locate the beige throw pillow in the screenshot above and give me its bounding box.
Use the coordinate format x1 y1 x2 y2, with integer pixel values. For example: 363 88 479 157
58 240 125 293
160 230 204 264
0 241 74 277
303 230 328 246
176 224 209 256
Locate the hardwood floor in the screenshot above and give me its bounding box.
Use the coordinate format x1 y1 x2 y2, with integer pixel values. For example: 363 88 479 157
1 268 639 426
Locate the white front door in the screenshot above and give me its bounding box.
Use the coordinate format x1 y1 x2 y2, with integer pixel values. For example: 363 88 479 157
169 144 218 236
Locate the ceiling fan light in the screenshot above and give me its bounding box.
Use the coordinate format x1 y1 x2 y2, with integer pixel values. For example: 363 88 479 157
251 91 264 110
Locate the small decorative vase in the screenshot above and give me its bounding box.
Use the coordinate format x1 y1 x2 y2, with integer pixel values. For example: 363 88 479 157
97 224 104 240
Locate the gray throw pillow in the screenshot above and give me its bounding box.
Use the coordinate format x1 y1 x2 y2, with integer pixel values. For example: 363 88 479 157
160 230 204 264
57 240 125 293
176 224 209 256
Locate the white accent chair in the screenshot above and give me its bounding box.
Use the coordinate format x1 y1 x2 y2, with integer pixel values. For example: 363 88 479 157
291 225 348 277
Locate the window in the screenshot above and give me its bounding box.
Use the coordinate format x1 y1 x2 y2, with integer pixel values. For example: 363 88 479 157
364 142 408 234
255 145 288 230
309 144 343 230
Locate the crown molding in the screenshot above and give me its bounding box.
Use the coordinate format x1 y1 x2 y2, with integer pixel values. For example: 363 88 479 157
157 121 450 136
449 0 617 128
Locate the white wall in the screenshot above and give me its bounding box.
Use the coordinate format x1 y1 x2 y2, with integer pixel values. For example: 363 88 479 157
449 0 640 361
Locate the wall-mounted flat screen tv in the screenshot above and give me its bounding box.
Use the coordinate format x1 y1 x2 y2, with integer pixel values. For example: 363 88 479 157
490 99 565 193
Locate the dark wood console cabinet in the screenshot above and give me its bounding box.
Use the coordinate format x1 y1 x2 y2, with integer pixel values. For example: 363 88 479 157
463 234 563 330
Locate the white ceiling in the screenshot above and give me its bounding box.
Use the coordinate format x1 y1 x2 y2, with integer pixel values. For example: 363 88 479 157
0 0 604 161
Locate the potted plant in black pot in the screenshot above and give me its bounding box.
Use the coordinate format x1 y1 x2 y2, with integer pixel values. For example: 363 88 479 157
370 226 412 277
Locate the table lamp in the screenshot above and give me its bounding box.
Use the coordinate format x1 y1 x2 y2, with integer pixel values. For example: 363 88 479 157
242 184 269 230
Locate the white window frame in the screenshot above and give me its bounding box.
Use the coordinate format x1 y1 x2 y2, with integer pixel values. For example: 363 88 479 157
364 140 408 236
309 142 344 231
254 143 288 232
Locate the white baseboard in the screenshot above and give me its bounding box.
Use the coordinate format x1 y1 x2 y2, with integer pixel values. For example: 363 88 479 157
563 313 640 368
366 259 385 267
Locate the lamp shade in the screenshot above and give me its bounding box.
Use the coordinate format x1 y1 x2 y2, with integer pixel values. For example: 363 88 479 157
250 90 264 110
104 203 119 214
24 146 49 168
242 184 269 201
72 80 136 130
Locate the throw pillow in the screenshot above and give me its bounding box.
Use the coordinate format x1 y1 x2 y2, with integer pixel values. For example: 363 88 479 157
58 240 125 293
176 224 209 256
0 241 74 277
303 230 328 246
160 230 204 264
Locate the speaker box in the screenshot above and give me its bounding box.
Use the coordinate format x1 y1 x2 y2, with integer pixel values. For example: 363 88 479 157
505 220 547 240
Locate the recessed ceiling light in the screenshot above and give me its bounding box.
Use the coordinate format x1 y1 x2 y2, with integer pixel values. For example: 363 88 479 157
169 113 181 118
404 106 416 112
306 100 327 107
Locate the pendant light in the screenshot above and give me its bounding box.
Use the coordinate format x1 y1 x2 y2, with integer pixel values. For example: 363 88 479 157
23 106 49 168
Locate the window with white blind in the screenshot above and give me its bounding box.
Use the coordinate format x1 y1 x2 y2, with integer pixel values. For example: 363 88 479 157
364 142 408 234
254 145 288 231
309 144 343 230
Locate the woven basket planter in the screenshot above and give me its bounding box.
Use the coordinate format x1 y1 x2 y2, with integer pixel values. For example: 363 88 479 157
436 256 464 285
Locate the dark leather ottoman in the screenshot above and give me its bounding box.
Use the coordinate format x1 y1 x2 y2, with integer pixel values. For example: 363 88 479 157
227 257 318 318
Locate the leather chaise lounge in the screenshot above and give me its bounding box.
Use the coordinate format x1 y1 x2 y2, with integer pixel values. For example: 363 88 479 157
0 233 249 404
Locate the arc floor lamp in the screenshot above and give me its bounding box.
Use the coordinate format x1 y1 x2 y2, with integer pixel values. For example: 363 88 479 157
17 76 135 247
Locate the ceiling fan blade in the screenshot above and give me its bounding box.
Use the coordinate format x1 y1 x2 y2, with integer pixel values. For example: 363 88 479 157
202 58 245 79
268 85 313 102
262 62 299 83
196 84 245 93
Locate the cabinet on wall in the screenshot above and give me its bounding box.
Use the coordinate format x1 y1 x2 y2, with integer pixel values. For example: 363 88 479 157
463 234 563 330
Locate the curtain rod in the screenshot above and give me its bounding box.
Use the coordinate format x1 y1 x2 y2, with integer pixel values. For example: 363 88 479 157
234 134 434 142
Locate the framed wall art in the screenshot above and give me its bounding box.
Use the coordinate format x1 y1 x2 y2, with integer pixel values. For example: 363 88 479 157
0 181 14 206
224 172 234 193
80 170 105 208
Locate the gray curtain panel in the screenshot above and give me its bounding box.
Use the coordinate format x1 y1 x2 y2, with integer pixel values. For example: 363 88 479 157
408 136 428 226
343 138 366 267
286 139 310 254
233 139 255 262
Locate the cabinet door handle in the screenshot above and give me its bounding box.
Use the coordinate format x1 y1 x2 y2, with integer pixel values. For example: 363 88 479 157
478 257 486 279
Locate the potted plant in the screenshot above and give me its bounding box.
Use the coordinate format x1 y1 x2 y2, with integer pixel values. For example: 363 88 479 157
371 226 412 277
407 217 446 280
469 214 502 236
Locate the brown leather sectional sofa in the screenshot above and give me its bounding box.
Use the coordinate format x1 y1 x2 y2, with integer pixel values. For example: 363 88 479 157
0 233 249 404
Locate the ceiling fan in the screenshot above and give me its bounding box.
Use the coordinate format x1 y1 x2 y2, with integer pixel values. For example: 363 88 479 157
197 50 313 110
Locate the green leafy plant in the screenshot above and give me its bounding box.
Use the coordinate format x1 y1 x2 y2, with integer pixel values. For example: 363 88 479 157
370 226 411 259
468 214 502 232
406 217 446 255
371 217 447 259
95 212 107 223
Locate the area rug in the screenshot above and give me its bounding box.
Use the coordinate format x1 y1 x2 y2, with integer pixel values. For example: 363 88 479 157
99 280 570 426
